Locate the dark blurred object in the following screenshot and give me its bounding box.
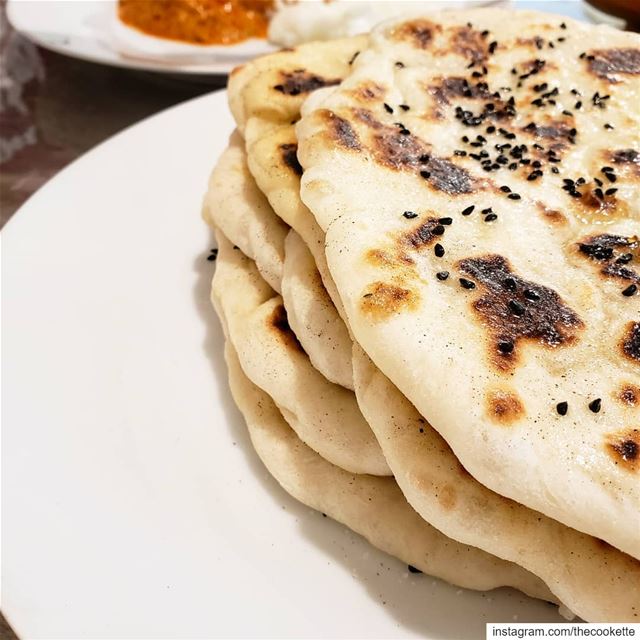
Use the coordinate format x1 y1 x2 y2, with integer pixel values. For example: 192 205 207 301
0 0 224 228
584 0 640 30
1 614 18 640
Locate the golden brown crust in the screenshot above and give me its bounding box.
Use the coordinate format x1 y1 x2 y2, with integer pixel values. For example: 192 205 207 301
485 389 526 425
360 282 419 320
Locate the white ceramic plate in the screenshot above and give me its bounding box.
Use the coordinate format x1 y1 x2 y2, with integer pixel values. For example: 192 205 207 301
6 0 276 76
2 90 566 639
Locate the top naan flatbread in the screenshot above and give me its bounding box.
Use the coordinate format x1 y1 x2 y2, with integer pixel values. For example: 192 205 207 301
296 9 640 558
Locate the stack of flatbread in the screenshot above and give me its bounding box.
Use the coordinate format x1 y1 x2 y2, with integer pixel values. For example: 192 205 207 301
203 8 640 623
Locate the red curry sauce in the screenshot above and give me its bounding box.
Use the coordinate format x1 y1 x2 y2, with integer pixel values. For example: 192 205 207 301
118 0 274 45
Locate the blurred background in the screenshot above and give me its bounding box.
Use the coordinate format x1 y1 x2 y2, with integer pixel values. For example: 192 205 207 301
1 0 638 636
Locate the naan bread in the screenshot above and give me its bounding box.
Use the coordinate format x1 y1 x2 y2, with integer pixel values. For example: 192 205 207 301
211 230 390 476
228 36 366 138
228 37 366 325
223 339 555 602
244 123 349 324
282 230 353 389
353 344 640 622
203 131 288 293
297 9 640 557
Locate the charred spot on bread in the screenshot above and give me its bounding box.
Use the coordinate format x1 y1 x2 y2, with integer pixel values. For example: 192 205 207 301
274 70 340 96
605 429 639 472
269 304 305 353
279 143 303 176
351 109 476 194
587 48 640 81
389 19 440 50
458 255 583 372
322 110 361 150
351 83 387 102
577 235 640 284
618 384 640 407
621 322 640 364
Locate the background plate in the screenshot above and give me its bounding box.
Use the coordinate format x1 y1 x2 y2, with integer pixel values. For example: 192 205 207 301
6 0 275 76
2 91 564 638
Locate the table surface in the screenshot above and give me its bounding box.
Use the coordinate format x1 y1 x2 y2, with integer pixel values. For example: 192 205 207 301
0 1 222 229
0 1 628 638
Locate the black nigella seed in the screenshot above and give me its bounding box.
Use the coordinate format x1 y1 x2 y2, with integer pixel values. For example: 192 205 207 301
616 253 632 265
498 340 514 354
420 170 431 179
508 163 518 171
524 289 540 301
459 278 476 290
560 21 567 29
461 205 475 216
207 248 218 262
383 103 393 114
438 217 453 225
419 154 431 163
485 213 498 222
454 150 467 156
403 210 418 219
432 224 446 235
408 565 423 574
395 61 405 68
556 401 568 416
481 207 493 214
434 243 445 257
486 125 496 133
604 172 617 183
605 188 618 196
604 123 614 130
551 167 560 174
399 104 410 111
504 277 517 291
500 185 511 193
508 300 525 316
575 101 582 109
507 193 522 200
622 284 638 297
588 398 602 413
436 271 450 281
